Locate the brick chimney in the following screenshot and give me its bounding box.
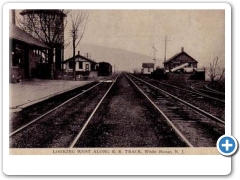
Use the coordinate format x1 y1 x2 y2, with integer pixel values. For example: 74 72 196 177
78 51 80 55
181 47 184 52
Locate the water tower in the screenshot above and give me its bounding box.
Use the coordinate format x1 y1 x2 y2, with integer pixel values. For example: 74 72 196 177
20 10 67 71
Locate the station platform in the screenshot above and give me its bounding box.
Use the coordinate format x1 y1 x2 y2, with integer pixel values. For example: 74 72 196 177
9 79 92 110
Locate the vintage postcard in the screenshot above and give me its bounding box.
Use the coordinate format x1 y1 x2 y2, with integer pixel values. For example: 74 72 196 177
3 2 232 175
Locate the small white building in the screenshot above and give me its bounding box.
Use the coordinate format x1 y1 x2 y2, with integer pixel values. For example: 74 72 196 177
63 51 97 74
142 63 154 74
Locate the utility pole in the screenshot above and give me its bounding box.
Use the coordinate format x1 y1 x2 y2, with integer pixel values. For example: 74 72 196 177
164 36 167 62
163 36 171 63
152 46 157 70
72 29 76 81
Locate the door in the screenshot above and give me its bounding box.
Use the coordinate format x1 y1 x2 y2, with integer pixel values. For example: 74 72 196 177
86 64 89 71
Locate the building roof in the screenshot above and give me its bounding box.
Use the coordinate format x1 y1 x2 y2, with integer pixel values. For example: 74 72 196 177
163 51 198 64
20 10 67 17
63 54 97 64
9 23 50 49
142 63 154 68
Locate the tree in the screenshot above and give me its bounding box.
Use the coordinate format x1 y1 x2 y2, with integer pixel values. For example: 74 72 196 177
69 10 89 80
206 56 225 82
18 10 69 78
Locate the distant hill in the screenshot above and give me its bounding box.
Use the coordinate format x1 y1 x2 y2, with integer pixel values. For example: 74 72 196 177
64 43 159 72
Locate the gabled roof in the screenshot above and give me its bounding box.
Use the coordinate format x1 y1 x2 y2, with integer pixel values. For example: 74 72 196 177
9 23 50 49
63 54 97 64
142 63 154 68
164 51 198 64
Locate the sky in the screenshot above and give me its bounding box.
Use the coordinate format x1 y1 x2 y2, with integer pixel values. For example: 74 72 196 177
72 10 225 67
13 9 225 68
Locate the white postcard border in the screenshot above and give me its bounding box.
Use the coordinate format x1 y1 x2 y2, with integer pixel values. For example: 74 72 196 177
3 2 231 175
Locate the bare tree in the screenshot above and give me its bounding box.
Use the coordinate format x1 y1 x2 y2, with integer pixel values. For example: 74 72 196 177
18 10 69 78
218 67 225 82
206 56 225 82
70 10 89 80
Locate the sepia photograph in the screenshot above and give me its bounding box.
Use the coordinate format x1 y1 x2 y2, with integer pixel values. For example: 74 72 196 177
8 7 226 154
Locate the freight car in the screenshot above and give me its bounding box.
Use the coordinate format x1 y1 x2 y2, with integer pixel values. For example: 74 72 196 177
151 68 167 80
98 62 112 76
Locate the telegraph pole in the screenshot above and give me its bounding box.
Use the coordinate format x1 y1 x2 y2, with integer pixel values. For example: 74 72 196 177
72 30 76 81
164 36 167 62
163 36 171 63
152 46 157 70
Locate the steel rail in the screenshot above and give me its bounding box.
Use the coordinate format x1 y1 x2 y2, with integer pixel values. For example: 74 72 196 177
129 74 225 125
143 77 224 103
191 83 224 95
69 74 119 148
205 84 225 95
125 73 194 147
9 75 117 137
190 83 225 100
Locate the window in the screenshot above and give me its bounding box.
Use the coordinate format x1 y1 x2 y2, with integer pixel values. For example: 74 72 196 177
12 44 23 67
148 68 150 72
79 62 83 69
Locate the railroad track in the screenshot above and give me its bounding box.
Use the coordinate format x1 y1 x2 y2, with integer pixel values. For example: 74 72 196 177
69 75 119 148
191 82 225 100
132 75 225 120
74 74 189 147
10 74 119 148
205 83 225 94
126 73 224 147
10 75 117 133
139 76 224 103
10 81 99 132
